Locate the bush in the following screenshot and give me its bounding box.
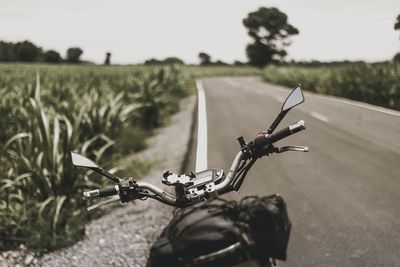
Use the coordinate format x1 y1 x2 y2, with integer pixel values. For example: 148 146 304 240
43 50 62 63
0 65 188 251
263 63 400 111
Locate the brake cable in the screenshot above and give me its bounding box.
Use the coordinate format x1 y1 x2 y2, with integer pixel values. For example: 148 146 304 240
232 158 257 191
231 159 250 186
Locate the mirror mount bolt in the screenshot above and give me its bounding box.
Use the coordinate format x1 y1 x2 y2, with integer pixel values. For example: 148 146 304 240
237 136 246 148
237 136 253 160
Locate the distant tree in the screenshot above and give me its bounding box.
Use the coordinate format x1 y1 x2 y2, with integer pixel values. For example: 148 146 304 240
394 14 400 64
14 40 42 62
214 60 228 66
198 52 211 65
0 41 16 61
245 41 276 67
104 52 111 65
66 47 83 63
395 14 400 31
243 7 299 67
163 57 184 65
144 57 184 65
393 53 400 63
43 50 62 63
233 60 246 66
144 58 162 65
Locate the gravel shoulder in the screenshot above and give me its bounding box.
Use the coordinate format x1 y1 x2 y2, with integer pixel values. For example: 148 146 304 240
31 95 196 267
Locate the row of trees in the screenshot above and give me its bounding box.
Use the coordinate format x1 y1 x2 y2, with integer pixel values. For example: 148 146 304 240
0 41 83 63
198 52 246 66
0 7 297 67
144 7 300 68
144 57 184 65
143 55 243 66
0 7 294 67
3 9 398 67
143 54 246 66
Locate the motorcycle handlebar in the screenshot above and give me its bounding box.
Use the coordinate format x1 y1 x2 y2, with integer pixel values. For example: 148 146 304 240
83 185 119 199
268 120 306 143
83 120 306 207
254 120 306 149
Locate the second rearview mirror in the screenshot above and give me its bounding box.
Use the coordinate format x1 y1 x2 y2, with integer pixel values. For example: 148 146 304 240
281 86 304 111
71 152 120 183
71 152 100 169
267 86 305 134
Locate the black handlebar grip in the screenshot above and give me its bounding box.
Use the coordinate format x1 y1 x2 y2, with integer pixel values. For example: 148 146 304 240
98 186 118 197
268 120 306 143
83 186 118 199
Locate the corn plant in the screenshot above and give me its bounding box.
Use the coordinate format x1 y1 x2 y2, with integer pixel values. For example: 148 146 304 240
132 67 187 129
0 64 188 251
0 82 114 250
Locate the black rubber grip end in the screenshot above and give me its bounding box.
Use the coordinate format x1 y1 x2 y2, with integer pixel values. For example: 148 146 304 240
98 186 118 197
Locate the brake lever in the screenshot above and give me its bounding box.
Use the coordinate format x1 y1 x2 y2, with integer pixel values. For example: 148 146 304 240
87 195 120 211
276 146 309 153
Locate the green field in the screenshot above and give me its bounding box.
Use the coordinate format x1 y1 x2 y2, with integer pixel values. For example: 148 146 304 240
263 62 400 111
0 64 260 252
0 64 191 251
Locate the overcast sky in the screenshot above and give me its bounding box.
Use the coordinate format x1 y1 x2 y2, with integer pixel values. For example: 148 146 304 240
1 0 399 64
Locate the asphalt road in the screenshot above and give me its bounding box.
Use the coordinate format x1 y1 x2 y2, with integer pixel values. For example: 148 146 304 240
184 77 400 267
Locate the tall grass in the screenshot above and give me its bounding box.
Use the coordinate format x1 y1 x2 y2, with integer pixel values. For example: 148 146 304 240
0 63 263 251
0 64 188 251
263 62 400 110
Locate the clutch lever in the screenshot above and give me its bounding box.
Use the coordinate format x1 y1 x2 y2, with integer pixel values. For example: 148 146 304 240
87 195 121 211
276 146 309 153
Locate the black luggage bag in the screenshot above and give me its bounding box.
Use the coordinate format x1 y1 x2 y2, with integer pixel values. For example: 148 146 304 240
147 194 291 267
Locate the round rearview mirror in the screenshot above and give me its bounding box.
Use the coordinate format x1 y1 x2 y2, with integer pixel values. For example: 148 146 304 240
282 87 304 111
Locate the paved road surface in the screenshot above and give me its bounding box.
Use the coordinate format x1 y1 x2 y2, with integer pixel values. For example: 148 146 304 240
184 77 400 267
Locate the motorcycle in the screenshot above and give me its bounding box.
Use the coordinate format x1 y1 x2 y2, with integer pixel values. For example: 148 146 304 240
71 86 308 267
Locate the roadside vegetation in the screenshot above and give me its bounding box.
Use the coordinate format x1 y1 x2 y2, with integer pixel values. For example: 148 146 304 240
263 62 400 111
0 63 263 253
260 12 400 111
0 64 189 252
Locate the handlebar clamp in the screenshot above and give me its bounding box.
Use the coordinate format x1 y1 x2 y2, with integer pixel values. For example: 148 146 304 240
245 120 307 159
246 138 274 159
118 178 141 203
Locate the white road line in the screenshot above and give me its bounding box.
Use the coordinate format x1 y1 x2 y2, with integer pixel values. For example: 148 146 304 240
195 80 208 173
312 94 400 117
310 111 329 123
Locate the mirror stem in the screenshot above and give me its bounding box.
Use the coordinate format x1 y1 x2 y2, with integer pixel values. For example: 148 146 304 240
267 110 289 134
90 167 120 183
